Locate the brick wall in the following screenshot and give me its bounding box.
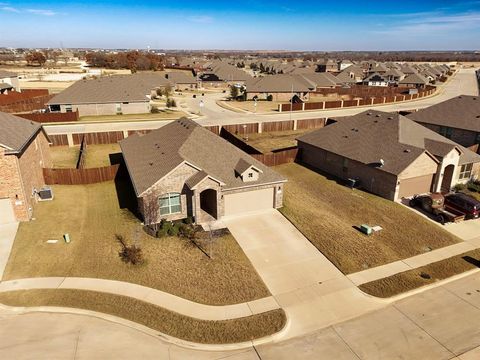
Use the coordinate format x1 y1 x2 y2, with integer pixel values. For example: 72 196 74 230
298 142 398 200
417 122 478 148
0 131 51 221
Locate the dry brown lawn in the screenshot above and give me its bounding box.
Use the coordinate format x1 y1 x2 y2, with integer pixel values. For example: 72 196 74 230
3 182 270 305
236 130 310 153
50 146 80 168
275 163 461 274
50 144 121 168
0 289 286 344
359 249 480 298
79 110 183 122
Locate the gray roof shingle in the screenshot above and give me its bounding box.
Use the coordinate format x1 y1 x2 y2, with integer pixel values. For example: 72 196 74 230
0 112 42 153
298 110 480 176
120 119 286 196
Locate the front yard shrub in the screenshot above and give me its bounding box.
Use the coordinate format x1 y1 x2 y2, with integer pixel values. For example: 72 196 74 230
467 181 480 193
116 234 144 265
454 183 467 192
266 94 273 101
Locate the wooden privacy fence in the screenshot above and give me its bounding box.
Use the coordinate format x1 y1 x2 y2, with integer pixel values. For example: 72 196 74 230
278 87 436 112
251 148 299 166
43 165 120 185
16 110 79 123
0 89 53 113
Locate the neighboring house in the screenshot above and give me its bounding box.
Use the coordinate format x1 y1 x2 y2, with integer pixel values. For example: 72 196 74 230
165 71 198 90
297 110 480 201
336 65 365 84
384 69 406 84
399 73 430 88
47 73 171 116
0 112 52 222
245 74 313 102
363 73 389 87
199 61 251 88
0 70 20 92
120 118 286 225
407 95 480 150
316 59 338 73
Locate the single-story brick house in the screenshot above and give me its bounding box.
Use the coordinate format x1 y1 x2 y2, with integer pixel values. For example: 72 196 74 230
47 73 171 116
0 112 52 223
297 110 480 201
407 95 480 150
120 119 286 225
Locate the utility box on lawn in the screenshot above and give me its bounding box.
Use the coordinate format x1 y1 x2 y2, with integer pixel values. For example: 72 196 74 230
360 224 373 236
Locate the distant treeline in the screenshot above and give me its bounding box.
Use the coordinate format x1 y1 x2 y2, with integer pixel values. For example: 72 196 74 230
85 51 165 72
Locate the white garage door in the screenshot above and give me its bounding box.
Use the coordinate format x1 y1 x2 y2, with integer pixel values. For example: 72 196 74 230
0 199 16 225
224 188 274 217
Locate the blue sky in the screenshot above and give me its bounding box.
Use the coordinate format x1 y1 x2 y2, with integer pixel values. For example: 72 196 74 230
0 1 479 50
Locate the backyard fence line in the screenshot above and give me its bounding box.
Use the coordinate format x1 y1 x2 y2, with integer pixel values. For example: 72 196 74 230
278 86 436 112
43 165 120 185
16 110 79 123
251 148 299 166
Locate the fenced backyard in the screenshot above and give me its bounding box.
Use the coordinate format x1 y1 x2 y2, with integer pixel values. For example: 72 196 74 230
278 86 436 112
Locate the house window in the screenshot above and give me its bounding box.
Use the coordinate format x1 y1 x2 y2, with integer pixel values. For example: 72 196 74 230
159 193 181 215
439 126 453 139
65 104 73 112
248 173 253 178
459 163 473 180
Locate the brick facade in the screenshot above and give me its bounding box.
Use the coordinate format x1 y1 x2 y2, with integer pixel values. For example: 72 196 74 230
138 162 284 225
418 122 479 149
0 131 51 221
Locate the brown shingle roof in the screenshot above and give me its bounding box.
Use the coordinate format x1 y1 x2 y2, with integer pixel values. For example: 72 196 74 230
407 95 480 133
399 73 429 85
298 110 480 176
120 119 286 196
0 112 42 153
47 73 171 105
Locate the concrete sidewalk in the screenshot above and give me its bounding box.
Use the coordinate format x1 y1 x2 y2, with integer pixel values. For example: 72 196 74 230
348 235 480 286
223 209 385 341
0 277 279 321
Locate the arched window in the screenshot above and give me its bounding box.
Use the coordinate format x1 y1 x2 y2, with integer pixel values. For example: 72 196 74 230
159 193 181 215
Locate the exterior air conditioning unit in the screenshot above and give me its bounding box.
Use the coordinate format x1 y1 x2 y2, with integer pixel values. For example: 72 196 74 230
37 187 54 201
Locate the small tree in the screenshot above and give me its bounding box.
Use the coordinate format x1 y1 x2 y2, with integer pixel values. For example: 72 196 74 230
230 85 239 100
116 234 144 265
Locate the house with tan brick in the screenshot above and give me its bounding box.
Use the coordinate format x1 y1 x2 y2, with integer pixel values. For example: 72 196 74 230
407 95 480 151
297 110 480 201
0 112 52 223
120 119 286 225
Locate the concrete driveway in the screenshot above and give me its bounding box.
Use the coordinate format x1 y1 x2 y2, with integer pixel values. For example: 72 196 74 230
0 222 18 279
223 210 385 340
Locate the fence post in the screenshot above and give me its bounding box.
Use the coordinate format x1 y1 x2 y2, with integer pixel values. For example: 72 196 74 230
258 122 263 134
293 119 297 131
371 98 374 105
383 97 386 104
357 99 360 106
302 103 305 111
278 104 282 113
123 130 129 138
322 102 325 110
67 133 74 147
340 100 344 108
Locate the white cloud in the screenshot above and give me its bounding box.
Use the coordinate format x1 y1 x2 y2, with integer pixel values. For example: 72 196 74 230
372 11 480 35
26 9 57 16
187 15 213 24
1 6 19 13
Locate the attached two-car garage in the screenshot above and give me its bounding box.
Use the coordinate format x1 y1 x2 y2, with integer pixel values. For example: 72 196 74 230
223 188 275 217
397 174 435 199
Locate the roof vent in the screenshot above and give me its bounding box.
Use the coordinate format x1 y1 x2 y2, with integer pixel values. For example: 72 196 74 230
376 114 381 118
149 162 153 166
387 117 393 120
366 112 372 116
404 149 411 153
